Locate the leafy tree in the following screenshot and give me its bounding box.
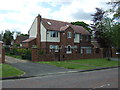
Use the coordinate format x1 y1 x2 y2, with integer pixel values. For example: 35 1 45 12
107 0 120 19
91 8 107 48
20 33 29 36
2 30 14 45
111 23 120 49
71 21 91 33
15 31 28 37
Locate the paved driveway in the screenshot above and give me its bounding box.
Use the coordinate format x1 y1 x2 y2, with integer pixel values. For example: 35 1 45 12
5 56 72 77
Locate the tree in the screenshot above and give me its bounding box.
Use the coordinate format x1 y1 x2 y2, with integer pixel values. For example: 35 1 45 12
111 23 120 49
91 8 107 48
107 0 120 19
71 21 91 33
2 30 14 45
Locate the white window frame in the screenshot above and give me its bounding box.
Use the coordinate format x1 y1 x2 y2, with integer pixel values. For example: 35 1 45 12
50 31 58 38
50 45 59 52
74 34 77 39
67 32 72 38
81 47 92 54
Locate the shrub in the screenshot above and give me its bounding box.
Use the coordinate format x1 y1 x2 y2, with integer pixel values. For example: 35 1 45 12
10 48 18 55
38 50 44 55
4 46 10 54
18 49 31 60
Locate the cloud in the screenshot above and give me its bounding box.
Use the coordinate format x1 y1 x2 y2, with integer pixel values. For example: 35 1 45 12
0 0 112 34
71 9 92 20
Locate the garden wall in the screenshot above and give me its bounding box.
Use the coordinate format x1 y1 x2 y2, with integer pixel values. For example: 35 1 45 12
0 42 5 63
31 48 104 62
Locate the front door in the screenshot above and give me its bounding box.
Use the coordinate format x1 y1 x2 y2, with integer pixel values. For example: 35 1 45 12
66 45 72 54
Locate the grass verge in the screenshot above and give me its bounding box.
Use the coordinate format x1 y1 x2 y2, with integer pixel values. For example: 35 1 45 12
0 64 24 77
38 58 119 70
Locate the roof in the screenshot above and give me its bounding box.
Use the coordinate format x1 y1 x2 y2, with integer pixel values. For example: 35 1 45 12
22 38 36 43
15 36 29 42
42 18 90 35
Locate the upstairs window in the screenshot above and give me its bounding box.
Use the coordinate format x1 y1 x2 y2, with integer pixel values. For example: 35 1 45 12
80 34 82 40
67 32 72 38
74 34 77 39
50 31 58 37
86 36 89 41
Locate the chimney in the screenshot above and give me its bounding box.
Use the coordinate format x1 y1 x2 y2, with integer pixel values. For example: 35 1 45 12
36 14 41 48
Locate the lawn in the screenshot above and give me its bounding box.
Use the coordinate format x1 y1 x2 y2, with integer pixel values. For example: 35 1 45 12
0 64 25 77
38 58 119 70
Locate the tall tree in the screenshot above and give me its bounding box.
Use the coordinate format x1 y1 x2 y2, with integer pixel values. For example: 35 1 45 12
71 21 91 33
91 8 107 48
2 30 14 45
107 0 120 19
111 23 120 49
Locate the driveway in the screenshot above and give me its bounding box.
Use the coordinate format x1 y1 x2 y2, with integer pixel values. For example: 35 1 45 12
5 56 73 77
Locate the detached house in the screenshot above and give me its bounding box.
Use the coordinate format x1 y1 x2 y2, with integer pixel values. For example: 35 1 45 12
22 14 96 61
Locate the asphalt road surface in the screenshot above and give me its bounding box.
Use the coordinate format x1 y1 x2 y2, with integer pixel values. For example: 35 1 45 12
2 68 119 88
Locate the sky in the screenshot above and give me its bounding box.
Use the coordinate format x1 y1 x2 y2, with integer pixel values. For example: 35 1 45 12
0 0 112 34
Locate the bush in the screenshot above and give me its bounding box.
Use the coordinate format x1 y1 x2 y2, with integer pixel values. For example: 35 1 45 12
10 48 18 55
4 46 10 54
18 49 31 60
38 50 44 55
5 47 32 60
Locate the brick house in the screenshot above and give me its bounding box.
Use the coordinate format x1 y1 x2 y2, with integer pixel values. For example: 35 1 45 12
22 14 94 61
14 36 28 46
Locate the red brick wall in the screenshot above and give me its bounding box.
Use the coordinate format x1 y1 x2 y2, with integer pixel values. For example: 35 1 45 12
22 39 36 48
0 42 5 63
31 48 103 62
60 27 74 47
112 48 120 58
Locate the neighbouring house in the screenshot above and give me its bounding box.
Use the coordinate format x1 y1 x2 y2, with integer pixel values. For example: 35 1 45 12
14 35 28 47
22 14 93 54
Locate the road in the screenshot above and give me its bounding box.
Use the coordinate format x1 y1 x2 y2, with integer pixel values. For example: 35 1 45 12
2 68 119 88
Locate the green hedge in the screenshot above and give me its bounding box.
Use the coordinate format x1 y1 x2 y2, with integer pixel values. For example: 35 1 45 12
5 47 31 60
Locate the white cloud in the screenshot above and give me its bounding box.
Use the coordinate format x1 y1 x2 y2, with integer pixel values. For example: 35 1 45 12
0 0 112 34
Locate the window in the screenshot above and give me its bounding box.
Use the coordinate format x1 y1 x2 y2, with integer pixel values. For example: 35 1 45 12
80 34 82 40
81 47 92 54
74 45 77 49
67 32 72 38
86 48 91 54
50 31 58 37
74 34 77 39
86 36 89 41
49 45 59 52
